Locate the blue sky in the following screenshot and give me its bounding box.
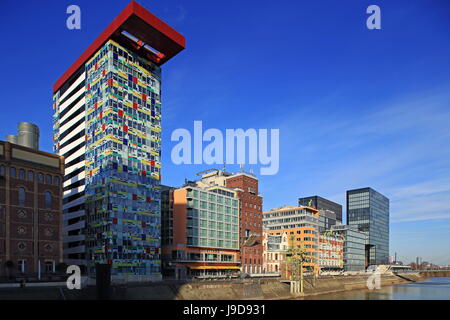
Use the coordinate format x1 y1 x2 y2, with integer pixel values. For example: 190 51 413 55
0 0 449 265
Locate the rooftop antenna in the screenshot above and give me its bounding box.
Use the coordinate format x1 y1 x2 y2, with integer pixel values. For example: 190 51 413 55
223 161 226 173
250 168 254 175
240 163 244 173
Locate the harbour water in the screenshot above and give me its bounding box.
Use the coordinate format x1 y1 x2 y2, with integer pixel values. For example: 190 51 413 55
304 277 450 300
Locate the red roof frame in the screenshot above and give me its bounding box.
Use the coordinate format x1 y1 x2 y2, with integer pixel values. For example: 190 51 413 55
53 1 185 93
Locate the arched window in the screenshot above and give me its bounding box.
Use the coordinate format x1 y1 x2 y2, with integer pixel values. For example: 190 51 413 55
45 191 52 209
38 173 44 183
28 171 34 182
10 167 16 178
45 174 52 184
53 176 60 186
18 187 26 206
19 169 26 180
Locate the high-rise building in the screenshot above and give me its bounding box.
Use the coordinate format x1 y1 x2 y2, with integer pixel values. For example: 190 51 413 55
346 187 389 267
330 224 366 272
161 183 240 279
195 169 264 274
299 196 343 228
262 206 319 274
51 1 185 280
0 133 64 277
160 185 175 247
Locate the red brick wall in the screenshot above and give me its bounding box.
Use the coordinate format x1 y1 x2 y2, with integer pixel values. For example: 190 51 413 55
225 174 263 273
0 145 63 276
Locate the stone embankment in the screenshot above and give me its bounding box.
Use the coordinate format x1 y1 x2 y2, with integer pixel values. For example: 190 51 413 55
0 272 429 300
117 272 427 300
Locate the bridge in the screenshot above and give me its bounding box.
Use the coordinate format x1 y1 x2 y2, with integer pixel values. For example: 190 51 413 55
390 267 450 278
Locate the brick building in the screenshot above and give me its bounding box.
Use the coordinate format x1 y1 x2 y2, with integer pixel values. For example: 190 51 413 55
224 172 263 274
0 139 64 278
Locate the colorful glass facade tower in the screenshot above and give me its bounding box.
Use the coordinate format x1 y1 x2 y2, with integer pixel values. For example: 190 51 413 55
52 1 185 280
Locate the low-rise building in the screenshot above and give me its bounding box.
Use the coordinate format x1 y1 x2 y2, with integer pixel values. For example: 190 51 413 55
0 128 64 278
262 231 288 274
318 231 344 272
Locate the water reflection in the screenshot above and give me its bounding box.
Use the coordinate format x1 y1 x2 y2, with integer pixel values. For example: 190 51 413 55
304 277 450 300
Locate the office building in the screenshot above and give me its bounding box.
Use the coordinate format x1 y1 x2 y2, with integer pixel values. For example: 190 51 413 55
0 127 64 277
263 206 319 274
318 231 344 272
160 185 175 247
347 187 389 267
51 1 185 279
195 169 264 274
299 196 342 223
331 225 367 272
161 183 240 279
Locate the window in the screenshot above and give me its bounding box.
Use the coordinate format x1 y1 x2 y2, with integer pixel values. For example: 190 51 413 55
45 192 52 209
18 260 27 273
45 261 54 273
38 173 44 183
0 165 5 176
28 171 34 182
53 176 60 186
45 174 52 184
18 187 26 206
19 169 25 180
10 167 16 178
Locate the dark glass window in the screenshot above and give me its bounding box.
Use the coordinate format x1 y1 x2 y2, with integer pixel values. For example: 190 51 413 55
10 167 16 178
18 187 26 206
0 165 5 176
28 171 34 182
38 173 44 183
45 174 52 184
45 192 52 209
54 176 60 186
19 169 26 180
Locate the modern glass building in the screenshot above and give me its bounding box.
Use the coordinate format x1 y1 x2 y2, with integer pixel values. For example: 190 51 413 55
346 187 389 267
299 196 343 223
331 225 366 272
51 2 185 280
161 184 241 279
185 186 240 250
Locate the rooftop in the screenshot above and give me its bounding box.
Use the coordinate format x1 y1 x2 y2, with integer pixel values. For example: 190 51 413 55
53 1 185 93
